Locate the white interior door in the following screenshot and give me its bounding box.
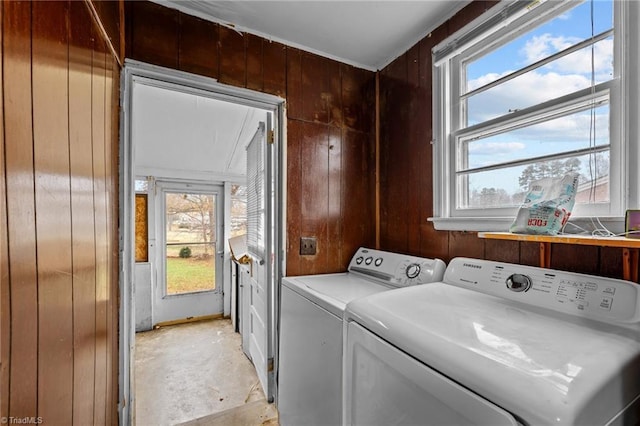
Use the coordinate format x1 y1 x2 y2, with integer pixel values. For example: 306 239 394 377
239 263 252 359
153 180 224 324
246 117 276 401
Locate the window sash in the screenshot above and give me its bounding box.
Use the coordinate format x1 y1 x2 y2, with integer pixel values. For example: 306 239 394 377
460 28 614 102
433 0 542 65
455 86 612 174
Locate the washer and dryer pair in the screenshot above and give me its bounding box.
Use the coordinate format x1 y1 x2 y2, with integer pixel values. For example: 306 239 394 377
279 248 640 425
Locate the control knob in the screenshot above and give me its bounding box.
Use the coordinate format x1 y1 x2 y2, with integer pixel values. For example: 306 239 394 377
506 274 532 292
406 263 421 279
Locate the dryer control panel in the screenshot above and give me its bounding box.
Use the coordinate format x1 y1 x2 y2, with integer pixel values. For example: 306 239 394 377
444 257 640 324
348 247 446 288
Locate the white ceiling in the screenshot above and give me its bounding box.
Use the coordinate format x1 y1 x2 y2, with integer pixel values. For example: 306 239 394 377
153 0 471 71
133 82 266 180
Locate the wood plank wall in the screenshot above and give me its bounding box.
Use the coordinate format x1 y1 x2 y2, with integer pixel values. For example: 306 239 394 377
378 0 626 279
0 1 121 424
91 0 124 62
125 1 377 276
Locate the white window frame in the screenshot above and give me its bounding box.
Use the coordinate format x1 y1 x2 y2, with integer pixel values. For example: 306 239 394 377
430 0 640 233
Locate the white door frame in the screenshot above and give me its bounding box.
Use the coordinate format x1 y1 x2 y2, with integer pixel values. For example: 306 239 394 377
119 59 286 425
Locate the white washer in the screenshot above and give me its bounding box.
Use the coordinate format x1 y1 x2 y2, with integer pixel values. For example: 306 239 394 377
344 257 640 425
278 247 446 426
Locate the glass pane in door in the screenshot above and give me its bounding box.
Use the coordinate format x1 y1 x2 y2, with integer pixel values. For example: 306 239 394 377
231 184 247 237
165 192 217 295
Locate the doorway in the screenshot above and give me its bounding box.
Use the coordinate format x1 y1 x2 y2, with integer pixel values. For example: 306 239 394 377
119 60 285 425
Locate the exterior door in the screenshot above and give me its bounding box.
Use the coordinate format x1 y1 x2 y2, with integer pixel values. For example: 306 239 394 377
154 181 224 324
245 118 276 401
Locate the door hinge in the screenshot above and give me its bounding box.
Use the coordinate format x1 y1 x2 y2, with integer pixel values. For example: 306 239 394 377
267 357 274 372
267 130 275 145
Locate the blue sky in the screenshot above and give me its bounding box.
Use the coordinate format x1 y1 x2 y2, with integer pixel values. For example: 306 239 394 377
459 0 613 198
468 0 613 81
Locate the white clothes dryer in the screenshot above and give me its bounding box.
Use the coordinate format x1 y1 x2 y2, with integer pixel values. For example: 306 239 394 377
343 257 640 425
277 247 446 426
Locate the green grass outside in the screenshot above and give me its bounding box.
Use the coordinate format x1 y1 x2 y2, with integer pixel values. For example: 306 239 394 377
166 256 215 295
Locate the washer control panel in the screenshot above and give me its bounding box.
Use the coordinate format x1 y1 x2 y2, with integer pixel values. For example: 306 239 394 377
348 247 446 288
444 257 640 324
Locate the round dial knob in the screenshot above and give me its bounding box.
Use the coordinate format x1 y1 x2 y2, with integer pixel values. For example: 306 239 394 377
406 263 421 279
506 274 532 292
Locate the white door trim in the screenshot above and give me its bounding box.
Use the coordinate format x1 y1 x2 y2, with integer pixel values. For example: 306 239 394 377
119 59 286 425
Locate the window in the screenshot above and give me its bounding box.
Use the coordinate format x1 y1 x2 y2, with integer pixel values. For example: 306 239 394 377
247 122 266 257
164 190 218 295
431 0 639 232
135 178 150 262
135 194 148 262
230 184 248 238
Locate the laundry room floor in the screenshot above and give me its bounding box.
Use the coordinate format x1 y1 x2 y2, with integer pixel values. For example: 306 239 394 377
135 318 278 426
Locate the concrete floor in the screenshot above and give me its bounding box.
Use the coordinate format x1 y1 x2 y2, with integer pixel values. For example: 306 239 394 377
135 318 278 426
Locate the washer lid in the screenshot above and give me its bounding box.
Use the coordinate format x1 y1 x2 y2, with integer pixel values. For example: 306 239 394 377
282 273 391 317
345 283 640 425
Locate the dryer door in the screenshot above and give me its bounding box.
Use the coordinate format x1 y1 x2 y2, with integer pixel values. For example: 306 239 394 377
343 322 519 426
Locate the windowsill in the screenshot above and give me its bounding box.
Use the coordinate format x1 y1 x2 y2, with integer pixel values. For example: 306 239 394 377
428 216 625 235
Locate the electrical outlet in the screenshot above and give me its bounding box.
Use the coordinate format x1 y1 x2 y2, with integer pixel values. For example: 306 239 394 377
300 237 317 255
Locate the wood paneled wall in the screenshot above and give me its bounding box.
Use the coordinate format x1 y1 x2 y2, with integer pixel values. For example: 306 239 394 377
90 0 124 63
0 1 120 424
125 1 377 276
378 0 627 279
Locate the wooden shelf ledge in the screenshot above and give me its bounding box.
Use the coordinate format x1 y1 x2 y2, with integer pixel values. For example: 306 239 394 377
478 232 640 282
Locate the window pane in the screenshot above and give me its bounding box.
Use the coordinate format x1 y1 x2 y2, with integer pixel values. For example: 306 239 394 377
247 127 265 256
466 38 613 125
165 192 216 295
135 178 149 193
459 165 530 209
466 1 613 88
462 104 610 171
231 184 247 238
135 194 148 262
459 152 609 209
